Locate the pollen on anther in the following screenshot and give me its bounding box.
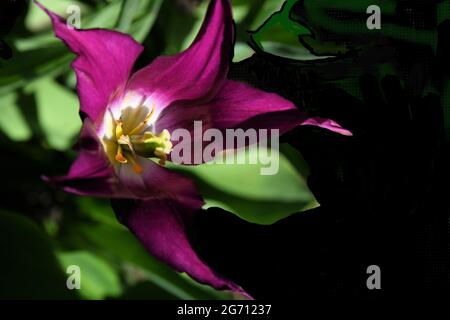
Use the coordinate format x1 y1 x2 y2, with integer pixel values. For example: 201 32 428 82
133 164 143 174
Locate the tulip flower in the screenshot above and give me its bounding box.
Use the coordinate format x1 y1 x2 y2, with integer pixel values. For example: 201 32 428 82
37 0 351 298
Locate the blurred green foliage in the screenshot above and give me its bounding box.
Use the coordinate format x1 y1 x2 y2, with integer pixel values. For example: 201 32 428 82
0 0 319 299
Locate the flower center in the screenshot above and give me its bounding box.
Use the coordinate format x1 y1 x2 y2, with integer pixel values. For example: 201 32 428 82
103 98 172 174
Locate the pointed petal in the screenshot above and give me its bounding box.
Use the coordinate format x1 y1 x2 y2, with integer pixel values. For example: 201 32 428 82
43 120 133 198
156 79 352 138
112 199 250 298
209 80 352 135
36 1 143 122
127 0 234 110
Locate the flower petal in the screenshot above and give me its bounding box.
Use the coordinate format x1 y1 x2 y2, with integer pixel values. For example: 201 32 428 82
36 1 143 123
209 80 352 135
156 79 352 140
112 199 250 298
127 0 234 110
43 120 133 198
117 157 204 210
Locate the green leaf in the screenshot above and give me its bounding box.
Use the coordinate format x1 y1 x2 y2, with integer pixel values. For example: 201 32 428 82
169 145 318 225
249 0 317 60
58 251 122 300
117 0 163 42
0 210 77 299
127 0 164 43
248 0 288 30
32 77 81 150
0 46 72 96
233 42 254 62
84 1 123 29
117 0 142 32
0 93 32 141
281 0 434 54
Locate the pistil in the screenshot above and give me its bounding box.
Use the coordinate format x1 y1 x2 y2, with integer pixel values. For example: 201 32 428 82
106 101 172 174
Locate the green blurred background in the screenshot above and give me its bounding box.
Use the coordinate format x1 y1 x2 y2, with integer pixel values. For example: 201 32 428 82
0 0 321 299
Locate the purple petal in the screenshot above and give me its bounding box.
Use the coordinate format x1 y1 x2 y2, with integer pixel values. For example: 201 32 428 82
43 120 133 198
35 1 143 123
126 0 234 110
117 156 204 210
156 79 351 142
112 199 250 298
209 80 352 135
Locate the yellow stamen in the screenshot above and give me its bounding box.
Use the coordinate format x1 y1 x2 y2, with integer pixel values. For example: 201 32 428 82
115 145 127 163
117 135 143 174
115 121 124 140
107 108 121 139
154 148 168 165
128 103 156 136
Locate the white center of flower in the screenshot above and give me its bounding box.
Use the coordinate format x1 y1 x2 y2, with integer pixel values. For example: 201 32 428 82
101 93 172 174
